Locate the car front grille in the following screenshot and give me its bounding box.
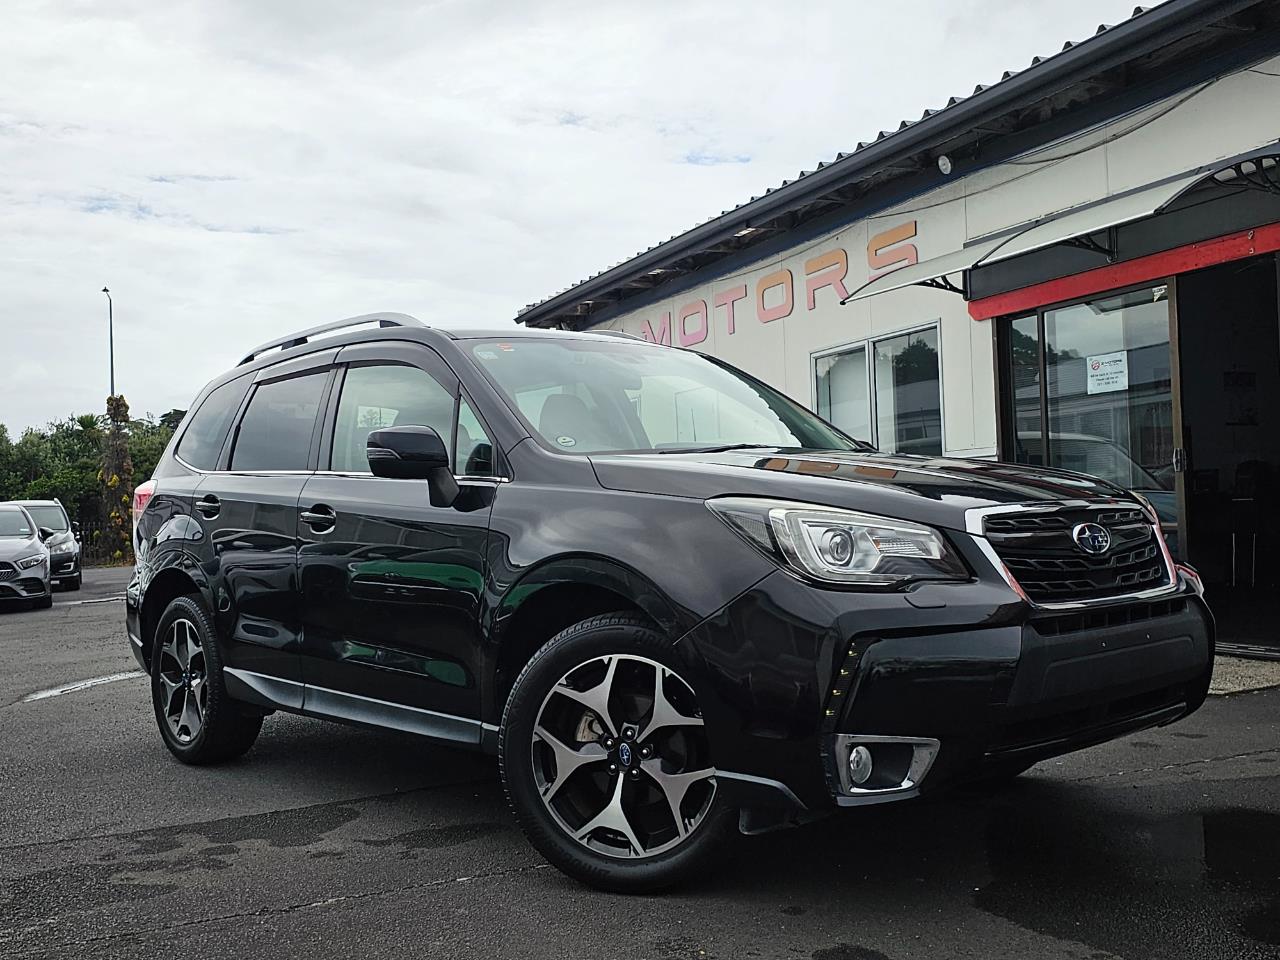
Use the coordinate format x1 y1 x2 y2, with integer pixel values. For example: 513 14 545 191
984 505 1172 604
0 562 16 582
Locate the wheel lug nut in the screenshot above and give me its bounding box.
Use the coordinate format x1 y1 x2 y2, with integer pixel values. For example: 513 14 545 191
609 764 618 775
604 738 615 749
630 768 640 778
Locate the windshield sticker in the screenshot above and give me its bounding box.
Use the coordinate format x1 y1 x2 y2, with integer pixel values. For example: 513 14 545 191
476 349 499 360
556 436 577 447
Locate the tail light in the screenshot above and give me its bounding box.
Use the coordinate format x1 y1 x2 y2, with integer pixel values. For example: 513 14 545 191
132 479 157 533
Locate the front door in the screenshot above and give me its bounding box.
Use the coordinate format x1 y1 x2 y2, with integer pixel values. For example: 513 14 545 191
1174 256 1280 649
296 347 496 732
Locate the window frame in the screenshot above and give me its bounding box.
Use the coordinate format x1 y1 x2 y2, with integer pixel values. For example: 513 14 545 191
810 320 944 454
316 347 508 483
225 365 337 474
173 373 254 473
994 279 1174 467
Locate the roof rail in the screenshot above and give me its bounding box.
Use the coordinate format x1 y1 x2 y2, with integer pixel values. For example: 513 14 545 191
238 313 426 366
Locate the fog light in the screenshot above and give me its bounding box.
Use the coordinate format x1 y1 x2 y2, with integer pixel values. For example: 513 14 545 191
848 745 873 785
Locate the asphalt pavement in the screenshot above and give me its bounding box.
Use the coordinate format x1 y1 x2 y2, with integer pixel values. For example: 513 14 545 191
0 568 1277 960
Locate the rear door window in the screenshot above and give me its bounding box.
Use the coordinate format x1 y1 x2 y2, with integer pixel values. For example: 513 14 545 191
176 376 252 470
230 371 329 471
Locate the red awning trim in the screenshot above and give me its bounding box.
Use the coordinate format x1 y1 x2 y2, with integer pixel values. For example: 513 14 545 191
967 222 1280 320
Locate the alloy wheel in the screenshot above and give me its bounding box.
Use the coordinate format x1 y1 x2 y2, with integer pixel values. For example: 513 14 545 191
531 654 715 859
157 618 207 744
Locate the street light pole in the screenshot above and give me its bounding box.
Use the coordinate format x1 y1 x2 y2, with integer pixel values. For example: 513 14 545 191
101 287 114 397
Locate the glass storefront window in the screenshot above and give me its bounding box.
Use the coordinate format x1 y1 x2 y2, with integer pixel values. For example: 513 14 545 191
815 346 870 443
875 328 942 456
1005 315 1043 466
1001 285 1177 546
1043 287 1174 495
814 327 943 454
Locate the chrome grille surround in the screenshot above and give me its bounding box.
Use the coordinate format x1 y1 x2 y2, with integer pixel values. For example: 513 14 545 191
965 499 1178 610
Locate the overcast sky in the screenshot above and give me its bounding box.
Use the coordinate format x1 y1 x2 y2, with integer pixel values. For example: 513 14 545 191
1 0 1142 433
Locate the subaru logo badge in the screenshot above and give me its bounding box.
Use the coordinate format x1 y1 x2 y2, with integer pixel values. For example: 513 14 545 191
1072 522 1112 555
618 742 632 767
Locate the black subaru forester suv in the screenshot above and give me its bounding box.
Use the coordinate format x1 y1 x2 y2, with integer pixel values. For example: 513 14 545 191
127 313 1213 891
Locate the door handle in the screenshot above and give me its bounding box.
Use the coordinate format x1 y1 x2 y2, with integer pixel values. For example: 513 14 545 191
300 504 337 533
195 495 221 519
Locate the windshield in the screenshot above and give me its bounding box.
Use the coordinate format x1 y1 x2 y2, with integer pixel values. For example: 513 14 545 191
0 510 33 538
470 337 864 454
22 505 68 532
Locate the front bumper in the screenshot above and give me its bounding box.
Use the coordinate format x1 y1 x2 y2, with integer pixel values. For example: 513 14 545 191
678 562 1212 817
0 574 51 602
49 554 80 582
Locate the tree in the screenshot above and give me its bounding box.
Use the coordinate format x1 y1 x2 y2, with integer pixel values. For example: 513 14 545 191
0 399 179 564
100 395 134 562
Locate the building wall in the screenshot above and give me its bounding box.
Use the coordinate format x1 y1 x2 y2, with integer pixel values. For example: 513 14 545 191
591 54 1280 458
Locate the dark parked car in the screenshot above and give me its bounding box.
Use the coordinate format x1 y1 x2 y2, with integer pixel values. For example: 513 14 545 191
0 503 53 609
126 314 1213 891
8 499 81 590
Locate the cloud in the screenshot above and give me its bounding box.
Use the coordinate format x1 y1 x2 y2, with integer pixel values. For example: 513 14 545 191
0 0 1140 433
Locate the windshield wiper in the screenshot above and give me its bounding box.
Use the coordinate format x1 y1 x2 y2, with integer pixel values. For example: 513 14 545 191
655 443 777 455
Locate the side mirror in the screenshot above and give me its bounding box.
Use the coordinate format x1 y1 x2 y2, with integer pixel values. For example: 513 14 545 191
72 521 82 543
38 527 54 542
367 425 459 507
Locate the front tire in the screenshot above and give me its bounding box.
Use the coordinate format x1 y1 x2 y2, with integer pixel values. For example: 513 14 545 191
150 594 263 764
65 572 82 592
34 593 53 609
499 613 734 892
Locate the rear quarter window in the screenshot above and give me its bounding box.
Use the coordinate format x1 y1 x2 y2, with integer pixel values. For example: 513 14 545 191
176 375 252 470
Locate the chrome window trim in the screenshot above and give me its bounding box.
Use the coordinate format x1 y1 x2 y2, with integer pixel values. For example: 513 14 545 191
172 455 509 484
964 499 1179 611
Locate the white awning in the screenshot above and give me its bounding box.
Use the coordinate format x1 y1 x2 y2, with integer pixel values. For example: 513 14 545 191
842 237 1006 303
977 171 1205 267
842 145 1280 306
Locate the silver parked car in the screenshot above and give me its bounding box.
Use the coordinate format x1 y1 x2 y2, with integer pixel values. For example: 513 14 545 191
8 499 82 591
0 504 53 610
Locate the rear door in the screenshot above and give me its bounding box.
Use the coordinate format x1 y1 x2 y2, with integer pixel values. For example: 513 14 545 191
296 342 498 732
192 352 336 704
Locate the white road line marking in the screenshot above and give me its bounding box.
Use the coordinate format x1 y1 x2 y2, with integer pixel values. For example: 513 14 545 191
22 671 145 702
55 596 126 606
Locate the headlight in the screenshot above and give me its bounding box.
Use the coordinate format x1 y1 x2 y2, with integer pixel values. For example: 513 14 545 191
15 554 45 570
51 541 76 556
708 497 967 587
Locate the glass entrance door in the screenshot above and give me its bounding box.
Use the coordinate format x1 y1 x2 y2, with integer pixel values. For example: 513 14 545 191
1173 255 1280 648
1000 285 1179 549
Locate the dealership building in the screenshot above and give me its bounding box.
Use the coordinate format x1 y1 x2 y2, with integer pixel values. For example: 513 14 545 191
516 0 1280 653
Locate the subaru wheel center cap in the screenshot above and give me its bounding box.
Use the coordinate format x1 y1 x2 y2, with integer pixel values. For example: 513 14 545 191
618 742 633 767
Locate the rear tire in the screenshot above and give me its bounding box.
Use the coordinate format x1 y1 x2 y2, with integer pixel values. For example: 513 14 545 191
150 594 263 764
500 613 734 892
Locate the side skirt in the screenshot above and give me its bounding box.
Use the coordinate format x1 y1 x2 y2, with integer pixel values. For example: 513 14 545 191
222 667 485 750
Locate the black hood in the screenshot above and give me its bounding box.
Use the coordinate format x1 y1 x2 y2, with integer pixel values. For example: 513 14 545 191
588 448 1134 532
